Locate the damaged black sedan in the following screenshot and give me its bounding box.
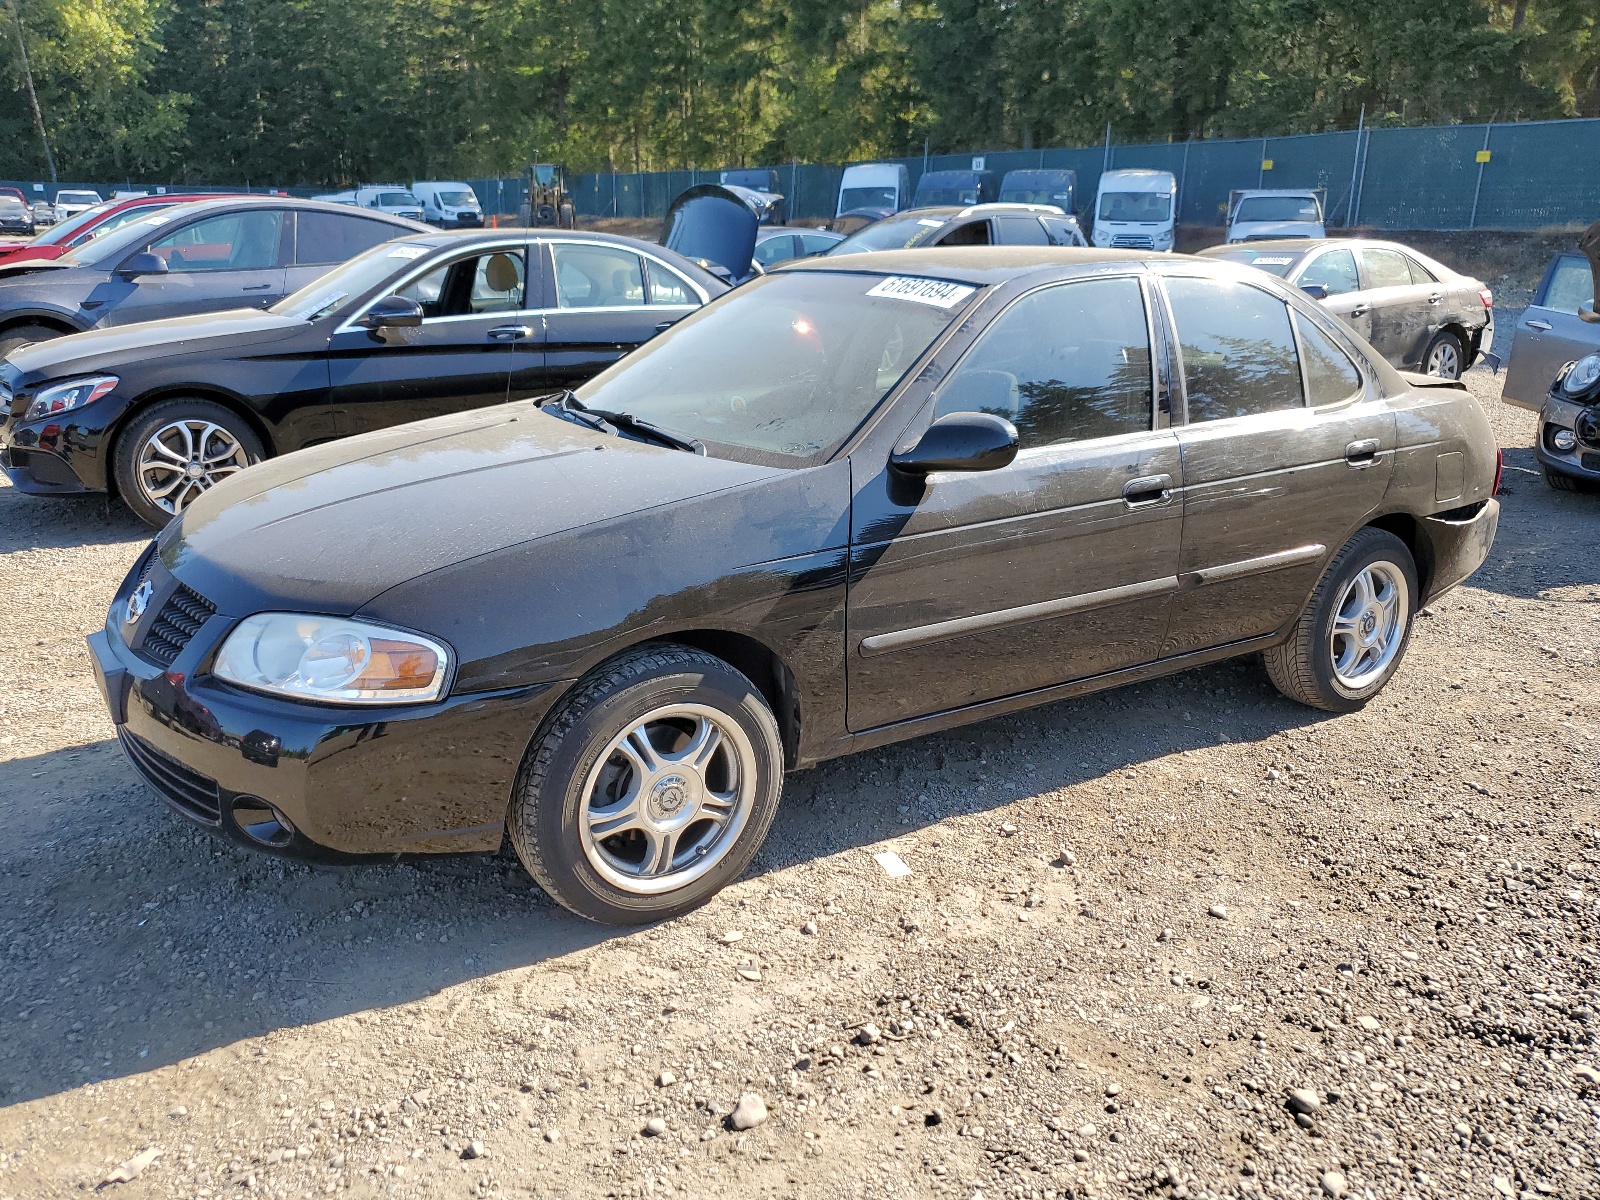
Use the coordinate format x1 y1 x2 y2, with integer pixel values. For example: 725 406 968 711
91 249 1500 924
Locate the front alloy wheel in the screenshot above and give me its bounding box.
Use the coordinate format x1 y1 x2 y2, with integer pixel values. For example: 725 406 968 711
114 398 264 529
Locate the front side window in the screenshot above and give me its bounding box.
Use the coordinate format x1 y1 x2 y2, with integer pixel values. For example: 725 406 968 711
396 250 526 317
553 244 645 308
1360 248 1414 290
800 233 840 255
1298 249 1360 296
754 235 799 267
146 210 284 272
935 221 991 247
575 271 970 466
934 277 1153 448
1295 312 1363 406
1544 256 1595 314
1165 276 1303 422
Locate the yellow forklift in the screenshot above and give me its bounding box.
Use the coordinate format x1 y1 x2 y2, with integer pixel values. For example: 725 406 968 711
518 163 575 228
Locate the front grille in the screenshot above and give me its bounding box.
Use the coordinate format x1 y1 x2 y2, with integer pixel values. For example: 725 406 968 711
120 730 221 824
141 584 215 666
1111 234 1154 249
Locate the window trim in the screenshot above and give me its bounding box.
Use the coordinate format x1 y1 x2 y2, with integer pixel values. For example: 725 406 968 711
926 270 1162 457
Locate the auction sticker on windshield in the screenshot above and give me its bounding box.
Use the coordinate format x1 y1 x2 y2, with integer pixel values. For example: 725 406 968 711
1250 255 1296 266
388 244 429 259
866 276 976 308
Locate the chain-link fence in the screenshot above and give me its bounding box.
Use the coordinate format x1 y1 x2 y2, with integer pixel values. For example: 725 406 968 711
564 117 1600 232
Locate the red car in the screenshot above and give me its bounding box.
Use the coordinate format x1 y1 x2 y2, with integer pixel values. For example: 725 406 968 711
0 193 241 266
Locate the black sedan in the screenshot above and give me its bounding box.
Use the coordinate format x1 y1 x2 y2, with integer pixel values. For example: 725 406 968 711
1 230 725 527
0 197 427 357
1199 238 1494 379
89 248 1500 925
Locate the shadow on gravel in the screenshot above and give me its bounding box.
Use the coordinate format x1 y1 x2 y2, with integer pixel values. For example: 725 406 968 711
0 485 150 554
2 654 1327 1107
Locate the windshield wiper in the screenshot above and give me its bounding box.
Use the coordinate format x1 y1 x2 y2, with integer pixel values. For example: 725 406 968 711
536 391 704 455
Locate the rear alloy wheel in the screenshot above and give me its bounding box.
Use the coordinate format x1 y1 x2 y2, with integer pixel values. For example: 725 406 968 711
1422 329 1464 380
0 323 64 359
509 644 784 924
1264 528 1418 712
114 398 264 529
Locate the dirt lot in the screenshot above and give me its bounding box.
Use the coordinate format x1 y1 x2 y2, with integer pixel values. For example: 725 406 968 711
1 368 1597 1200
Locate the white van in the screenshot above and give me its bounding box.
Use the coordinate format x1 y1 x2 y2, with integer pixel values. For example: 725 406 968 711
1226 189 1325 243
352 185 425 222
1090 169 1177 253
412 181 483 228
835 164 911 218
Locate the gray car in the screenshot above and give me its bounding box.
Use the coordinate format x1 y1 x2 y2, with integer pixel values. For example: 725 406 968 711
1200 239 1494 380
0 197 430 357
1500 250 1600 411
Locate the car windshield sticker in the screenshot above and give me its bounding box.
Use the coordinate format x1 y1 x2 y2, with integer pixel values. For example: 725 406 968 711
388 244 429 259
917 218 945 227
1251 255 1297 265
866 276 976 309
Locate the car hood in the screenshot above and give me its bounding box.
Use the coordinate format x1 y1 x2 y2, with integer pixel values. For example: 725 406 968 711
161 400 784 614
661 185 760 281
6 307 309 382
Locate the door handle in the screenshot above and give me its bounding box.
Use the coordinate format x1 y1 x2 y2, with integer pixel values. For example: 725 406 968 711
1122 473 1174 507
242 283 272 292
487 325 533 341
1348 304 1369 317
1345 438 1381 468
654 319 676 332
1428 292 1443 305
1527 320 1552 331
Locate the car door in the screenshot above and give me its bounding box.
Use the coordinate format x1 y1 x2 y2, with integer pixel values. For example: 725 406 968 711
97 208 290 327
846 273 1184 731
1359 246 1430 368
533 241 702 394
284 210 417 294
1294 247 1370 342
1157 270 1394 655
327 245 531 437
1502 254 1600 409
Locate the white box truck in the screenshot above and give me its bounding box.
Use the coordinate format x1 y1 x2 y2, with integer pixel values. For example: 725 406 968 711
1090 169 1177 253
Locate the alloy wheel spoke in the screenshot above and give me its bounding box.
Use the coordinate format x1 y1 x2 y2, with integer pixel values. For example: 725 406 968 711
587 794 645 840
143 474 184 499
145 438 189 466
672 718 723 776
621 726 664 776
639 827 679 877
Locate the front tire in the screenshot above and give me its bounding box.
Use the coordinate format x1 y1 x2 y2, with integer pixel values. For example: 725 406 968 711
1544 467 1594 493
509 644 784 924
1264 528 1419 713
1422 329 1464 379
113 398 264 529
0 323 64 359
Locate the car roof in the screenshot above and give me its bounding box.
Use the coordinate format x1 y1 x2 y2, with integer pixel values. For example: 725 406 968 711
132 195 434 232
783 245 1160 285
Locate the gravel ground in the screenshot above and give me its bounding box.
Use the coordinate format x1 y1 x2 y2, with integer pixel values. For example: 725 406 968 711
1 367 1597 1200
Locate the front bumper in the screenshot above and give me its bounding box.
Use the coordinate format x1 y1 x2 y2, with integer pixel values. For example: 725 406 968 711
90 550 564 861
1535 393 1600 482
0 379 124 494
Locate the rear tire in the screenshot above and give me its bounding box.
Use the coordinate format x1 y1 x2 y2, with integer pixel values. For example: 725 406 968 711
509 644 784 925
1544 466 1593 493
1264 528 1418 713
0 323 64 359
113 398 264 529
1422 329 1464 379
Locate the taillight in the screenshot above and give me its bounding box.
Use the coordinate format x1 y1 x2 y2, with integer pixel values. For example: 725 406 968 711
1492 444 1503 495
1478 288 1494 308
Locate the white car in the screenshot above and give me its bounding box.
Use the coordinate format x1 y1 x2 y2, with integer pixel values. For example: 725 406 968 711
52 189 103 223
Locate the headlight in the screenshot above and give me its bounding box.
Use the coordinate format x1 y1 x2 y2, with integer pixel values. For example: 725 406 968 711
25 375 118 420
1561 354 1600 398
213 613 450 704
1551 428 1578 452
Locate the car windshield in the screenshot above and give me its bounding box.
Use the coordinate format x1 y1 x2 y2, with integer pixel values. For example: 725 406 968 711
1001 187 1071 208
918 186 979 206
571 270 974 466
437 191 476 206
58 191 100 205
272 240 432 320
1235 196 1321 223
1203 248 1302 277
0 198 27 214
1098 191 1171 222
838 186 897 211
828 212 955 254
378 192 419 207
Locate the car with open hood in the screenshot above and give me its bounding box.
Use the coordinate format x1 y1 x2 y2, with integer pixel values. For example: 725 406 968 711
1200 238 1493 380
88 246 1500 925
661 184 764 282
1 229 724 526
0 196 427 358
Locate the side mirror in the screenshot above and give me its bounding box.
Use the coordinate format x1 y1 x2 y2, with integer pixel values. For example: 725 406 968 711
1300 283 1329 301
891 411 1019 475
359 294 424 330
117 252 168 279
1580 301 1600 325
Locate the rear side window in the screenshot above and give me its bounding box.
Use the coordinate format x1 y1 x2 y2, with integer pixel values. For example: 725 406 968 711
296 212 402 266
1361 248 1413 290
935 221 991 247
800 233 839 255
1298 249 1359 296
1404 255 1438 285
934 277 1152 448
1542 257 1593 314
645 259 697 306
1041 217 1083 247
147 210 285 272
553 244 645 308
1295 313 1363 406
1165 276 1304 422
994 215 1048 246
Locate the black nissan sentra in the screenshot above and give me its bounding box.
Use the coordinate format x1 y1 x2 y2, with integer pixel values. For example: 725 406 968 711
91 248 1501 924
